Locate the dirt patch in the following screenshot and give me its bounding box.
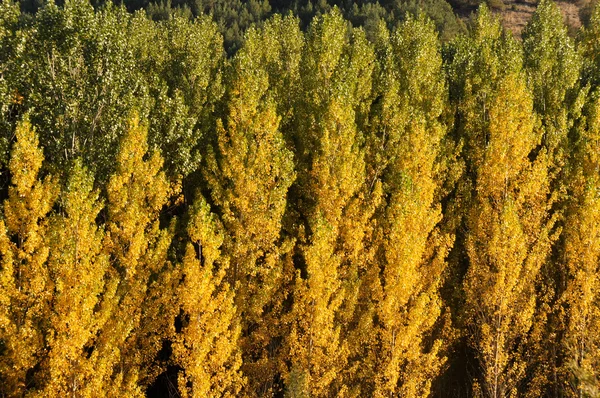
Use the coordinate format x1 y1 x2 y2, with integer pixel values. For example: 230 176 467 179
557 0 583 29
474 0 591 38
500 0 538 37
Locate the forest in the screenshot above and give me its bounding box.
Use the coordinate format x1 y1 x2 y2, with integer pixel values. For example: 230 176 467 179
1 0 600 396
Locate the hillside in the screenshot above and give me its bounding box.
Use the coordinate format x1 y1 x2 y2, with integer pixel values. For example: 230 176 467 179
495 0 590 35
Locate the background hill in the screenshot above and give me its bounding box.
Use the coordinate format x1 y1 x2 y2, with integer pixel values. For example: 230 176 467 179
17 0 599 51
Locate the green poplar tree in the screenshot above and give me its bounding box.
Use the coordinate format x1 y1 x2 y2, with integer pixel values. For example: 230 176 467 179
9 0 144 178
523 0 581 165
581 2 600 88
144 14 225 178
245 14 304 131
0 0 21 164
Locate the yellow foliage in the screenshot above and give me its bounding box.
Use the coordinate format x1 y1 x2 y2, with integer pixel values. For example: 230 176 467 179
38 162 115 397
352 15 453 397
460 18 556 396
560 90 600 396
285 10 377 396
96 115 175 394
173 196 243 397
204 18 297 394
0 118 59 396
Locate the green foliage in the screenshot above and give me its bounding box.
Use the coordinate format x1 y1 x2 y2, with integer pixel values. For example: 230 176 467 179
581 1 600 88
393 0 466 41
143 14 225 178
523 0 581 165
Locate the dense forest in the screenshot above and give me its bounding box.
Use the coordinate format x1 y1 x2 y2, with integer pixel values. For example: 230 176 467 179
1 0 600 396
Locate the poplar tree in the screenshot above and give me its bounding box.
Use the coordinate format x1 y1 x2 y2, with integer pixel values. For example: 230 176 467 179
0 119 59 396
523 0 581 164
173 196 243 397
40 162 115 397
450 7 555 397
521 2 582 393
253 14 304 130
11 0 143 178
144 14 225 178
0 0 20 164
559 90 600 397
95 115 175 395
581 2 600 88
203 19 297 395
356 15 452 397
284 9 375 396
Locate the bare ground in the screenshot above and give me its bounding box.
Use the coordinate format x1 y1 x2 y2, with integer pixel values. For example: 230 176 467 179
497 0 589 37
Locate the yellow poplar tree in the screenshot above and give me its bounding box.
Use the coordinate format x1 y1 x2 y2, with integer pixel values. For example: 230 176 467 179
93 115 175 396
356 15 453 397
0 119 58 396
38 161 116 397
521 3 584 394
451 7 556 397
285 9 376 396
203 18 297 396
173 196 243 397
559 90 600 397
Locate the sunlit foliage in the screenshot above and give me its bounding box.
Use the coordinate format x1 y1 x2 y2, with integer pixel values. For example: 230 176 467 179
1 2 600 397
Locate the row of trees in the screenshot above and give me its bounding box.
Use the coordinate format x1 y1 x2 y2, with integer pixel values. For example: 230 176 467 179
1 0 600 396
